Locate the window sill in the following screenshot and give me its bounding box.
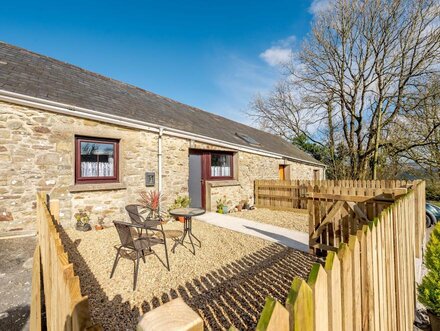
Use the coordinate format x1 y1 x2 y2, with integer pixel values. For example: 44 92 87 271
68 182 127 193
207 180 240 188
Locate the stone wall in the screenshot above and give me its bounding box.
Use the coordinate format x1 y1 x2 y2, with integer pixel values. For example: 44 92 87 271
0 101 324 232
0 101 158 231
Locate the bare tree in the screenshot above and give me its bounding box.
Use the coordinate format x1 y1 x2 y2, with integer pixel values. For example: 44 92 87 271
391 76 440 171
250 0 440 179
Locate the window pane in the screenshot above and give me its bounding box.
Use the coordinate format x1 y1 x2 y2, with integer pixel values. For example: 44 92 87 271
80 142 114 177
211 154 231 177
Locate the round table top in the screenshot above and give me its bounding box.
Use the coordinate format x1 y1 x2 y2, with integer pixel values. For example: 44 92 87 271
169 208 206 217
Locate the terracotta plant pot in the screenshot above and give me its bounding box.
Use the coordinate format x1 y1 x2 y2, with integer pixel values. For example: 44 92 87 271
236 205 242 212
95 224 104 231
428 311 440 331
176 216 185 223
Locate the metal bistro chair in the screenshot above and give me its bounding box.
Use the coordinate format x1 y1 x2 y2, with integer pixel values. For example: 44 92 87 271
125 204 162 234
127 205 170 257
110 221 169 290
125 204 170 267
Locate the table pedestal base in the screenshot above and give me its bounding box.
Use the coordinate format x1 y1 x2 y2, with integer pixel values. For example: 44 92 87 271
171 217 201 255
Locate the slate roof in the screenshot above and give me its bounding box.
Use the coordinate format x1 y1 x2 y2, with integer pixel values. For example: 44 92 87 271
0 42 323 166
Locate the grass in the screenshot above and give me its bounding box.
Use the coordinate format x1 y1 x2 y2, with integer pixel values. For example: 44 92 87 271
429 201 440 208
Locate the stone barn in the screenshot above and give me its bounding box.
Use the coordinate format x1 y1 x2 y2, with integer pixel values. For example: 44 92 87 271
0 42 325 232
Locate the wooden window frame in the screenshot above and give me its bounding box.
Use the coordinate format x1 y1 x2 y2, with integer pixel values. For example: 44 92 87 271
75 136 120 184
204 151 234 180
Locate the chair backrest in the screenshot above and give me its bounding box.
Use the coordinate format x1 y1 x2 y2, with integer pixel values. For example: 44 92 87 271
126 204 160 228
125 204 145 225
113 221 136 248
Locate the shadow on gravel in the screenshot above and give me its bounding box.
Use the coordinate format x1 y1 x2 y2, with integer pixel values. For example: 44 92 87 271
0 304 30 331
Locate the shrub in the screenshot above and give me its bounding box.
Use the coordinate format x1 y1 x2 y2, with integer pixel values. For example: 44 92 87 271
418 222 440 315
169 195 191 210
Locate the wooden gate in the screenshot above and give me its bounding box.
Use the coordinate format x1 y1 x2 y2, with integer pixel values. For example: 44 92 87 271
307 185 409 253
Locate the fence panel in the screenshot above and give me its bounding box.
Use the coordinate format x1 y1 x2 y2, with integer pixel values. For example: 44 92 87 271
30 192 99 331
252 180 424 331
254 180 311 211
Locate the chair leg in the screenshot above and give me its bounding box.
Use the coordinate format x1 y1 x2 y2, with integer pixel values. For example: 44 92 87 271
134 251 140 291
110 247 121 279
162 232 170 271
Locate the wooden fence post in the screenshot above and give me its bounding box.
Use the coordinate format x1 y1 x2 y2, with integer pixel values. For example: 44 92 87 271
286 278 314 331
348 235 361 331
324 252 342 331
338 243 353 331
256 297 290 331
307 264 328 331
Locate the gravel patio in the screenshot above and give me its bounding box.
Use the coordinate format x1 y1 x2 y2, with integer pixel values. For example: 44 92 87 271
62 219 318 330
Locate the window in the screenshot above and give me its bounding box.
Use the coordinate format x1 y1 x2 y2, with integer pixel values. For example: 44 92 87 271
235 132 260 146
75 136 119 183
208 152 233 179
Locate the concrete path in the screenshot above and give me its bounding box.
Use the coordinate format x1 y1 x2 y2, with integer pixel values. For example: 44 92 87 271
195 212 309 252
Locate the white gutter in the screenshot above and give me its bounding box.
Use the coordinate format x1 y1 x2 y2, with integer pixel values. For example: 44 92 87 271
0 89 325 167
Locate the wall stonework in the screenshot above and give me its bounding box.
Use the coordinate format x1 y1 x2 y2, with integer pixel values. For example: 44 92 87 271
0 101 324 232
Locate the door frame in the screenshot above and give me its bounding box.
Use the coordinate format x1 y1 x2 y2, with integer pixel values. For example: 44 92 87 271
189 149 206 209
189 149 236 210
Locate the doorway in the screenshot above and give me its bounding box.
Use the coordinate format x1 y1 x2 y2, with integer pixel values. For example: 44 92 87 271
279 165 290 180
188 152 203 208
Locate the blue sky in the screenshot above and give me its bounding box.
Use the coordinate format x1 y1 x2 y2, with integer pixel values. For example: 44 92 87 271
0 0 324 124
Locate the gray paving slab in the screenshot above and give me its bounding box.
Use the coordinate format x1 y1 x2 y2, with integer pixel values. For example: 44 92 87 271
195 212 309 252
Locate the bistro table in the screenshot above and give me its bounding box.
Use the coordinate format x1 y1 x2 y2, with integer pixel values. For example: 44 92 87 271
169 208 205 254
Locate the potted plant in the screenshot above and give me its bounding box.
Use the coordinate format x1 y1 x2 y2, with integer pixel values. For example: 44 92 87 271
138 190 164 219
418 222 440 330
216 196 226 214
74 209 91 232
95 217 104 231
223 199 232 214
169 195 191 222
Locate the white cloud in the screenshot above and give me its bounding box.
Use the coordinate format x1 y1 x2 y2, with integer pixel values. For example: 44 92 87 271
260 47 293 67
259 35 296 67
309 0 332 15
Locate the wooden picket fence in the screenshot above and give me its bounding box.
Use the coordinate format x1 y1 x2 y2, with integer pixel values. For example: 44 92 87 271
254 179 413 212
254 180 312 211
30 192 100 331
255 180 425 331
